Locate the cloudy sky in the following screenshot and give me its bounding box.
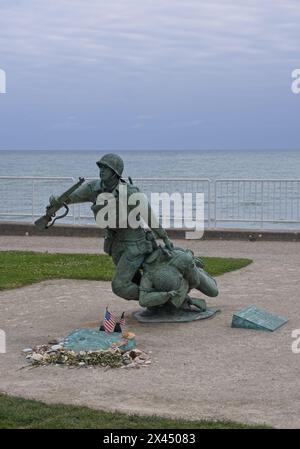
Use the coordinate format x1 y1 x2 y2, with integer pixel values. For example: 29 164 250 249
0 0 299 150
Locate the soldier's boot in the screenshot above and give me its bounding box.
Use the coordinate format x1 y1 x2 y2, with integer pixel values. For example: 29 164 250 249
187 297 207 311
195 269 219 297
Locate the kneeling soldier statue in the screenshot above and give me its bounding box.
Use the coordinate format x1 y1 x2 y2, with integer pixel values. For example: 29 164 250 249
44 153 173 302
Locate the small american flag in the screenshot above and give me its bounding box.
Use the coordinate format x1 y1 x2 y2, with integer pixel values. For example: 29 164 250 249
119 312 125 327
104 308 116 333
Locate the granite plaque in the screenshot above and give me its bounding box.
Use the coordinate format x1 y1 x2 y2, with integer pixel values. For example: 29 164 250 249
231 305 288 331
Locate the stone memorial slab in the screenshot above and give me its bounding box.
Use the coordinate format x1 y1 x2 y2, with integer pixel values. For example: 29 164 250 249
63 328 136 352
231 305 288 331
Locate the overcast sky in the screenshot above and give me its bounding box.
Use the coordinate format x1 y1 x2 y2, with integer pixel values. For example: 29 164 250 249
0 0 299 150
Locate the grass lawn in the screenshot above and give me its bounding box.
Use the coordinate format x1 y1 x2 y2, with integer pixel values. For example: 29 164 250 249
0 251 252 290
0 394 266 429
0 250 253 429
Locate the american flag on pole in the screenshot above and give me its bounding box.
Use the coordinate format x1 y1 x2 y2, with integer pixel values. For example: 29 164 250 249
119 312 126 327
104 308 116 333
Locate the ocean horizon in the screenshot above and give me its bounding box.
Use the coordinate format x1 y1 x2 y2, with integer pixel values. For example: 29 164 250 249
1 149 300 180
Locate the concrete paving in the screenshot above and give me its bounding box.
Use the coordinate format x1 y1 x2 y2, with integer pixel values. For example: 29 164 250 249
1 235 300 428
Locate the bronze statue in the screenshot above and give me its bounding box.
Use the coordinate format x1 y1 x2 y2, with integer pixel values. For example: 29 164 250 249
46 154 173 301
37 153 219 322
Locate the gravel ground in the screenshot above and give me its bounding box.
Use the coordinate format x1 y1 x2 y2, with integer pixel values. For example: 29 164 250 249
1 235 300 428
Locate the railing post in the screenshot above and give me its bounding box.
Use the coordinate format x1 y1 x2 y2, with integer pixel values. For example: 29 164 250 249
214 180 218 229
207 180 211 229
32 179 34 224
72 177 76 225
261 180 264 229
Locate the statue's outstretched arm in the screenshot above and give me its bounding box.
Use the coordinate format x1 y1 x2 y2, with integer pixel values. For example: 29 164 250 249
65 182 95 204
49 181 95 207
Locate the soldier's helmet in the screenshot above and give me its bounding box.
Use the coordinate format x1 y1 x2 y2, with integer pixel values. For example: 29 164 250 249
96 153 124 177
152 265 182 292
169 249 194 273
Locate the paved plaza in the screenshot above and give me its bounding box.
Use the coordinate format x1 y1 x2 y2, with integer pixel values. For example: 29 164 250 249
1 236 300 428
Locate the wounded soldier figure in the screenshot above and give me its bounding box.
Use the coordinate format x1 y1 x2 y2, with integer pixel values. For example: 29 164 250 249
139 245 218 312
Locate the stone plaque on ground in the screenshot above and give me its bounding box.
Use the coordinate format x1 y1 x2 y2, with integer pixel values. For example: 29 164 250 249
63 328 136 352
231 305 288 331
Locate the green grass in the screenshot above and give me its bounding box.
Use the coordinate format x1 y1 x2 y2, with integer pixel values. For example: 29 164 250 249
200 256 252 277
0 394 267 429
0 251 252 291
0 251 115 290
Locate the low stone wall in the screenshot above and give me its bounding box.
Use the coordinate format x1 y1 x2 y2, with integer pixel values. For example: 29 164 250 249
1 221 300 241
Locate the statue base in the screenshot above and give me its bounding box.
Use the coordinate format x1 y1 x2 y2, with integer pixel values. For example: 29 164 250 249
133 302 220 323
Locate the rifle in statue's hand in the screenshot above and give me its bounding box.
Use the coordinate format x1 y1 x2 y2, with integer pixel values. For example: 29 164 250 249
34 177 85 230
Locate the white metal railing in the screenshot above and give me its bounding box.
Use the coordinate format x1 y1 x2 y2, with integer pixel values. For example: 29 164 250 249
1 176 300 230
214 179 300 229
0 176 77 224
